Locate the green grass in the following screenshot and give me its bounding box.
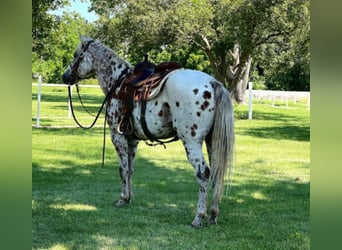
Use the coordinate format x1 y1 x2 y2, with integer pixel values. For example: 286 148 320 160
32 86 310 249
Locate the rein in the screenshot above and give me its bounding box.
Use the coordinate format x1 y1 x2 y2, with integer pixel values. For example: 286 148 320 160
75 84 96 117
68 85 106 129
67 67 130 166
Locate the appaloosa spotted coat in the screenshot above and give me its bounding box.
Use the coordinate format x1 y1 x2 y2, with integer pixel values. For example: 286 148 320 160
63 35 234 228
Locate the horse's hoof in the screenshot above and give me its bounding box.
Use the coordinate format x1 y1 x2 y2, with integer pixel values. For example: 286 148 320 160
208 216 217 225
114 199 130 208
191 219 203 229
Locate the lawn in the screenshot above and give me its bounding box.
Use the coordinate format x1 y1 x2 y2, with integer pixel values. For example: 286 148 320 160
32 85 310 249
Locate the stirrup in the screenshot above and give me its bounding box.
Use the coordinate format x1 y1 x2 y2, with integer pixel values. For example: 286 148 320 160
117 115 134 136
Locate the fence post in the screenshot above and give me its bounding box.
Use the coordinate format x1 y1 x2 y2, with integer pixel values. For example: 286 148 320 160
68 85 73 118
36 75 42 128
248 82 253 120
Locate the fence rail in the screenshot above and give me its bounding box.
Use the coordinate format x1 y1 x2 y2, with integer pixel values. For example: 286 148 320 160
32 82 310 127
245 89 310 107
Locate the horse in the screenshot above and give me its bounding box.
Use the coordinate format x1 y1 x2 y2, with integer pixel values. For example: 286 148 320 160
62 35 235 228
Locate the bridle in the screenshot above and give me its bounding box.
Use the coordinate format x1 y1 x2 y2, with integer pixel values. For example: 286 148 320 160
67 39 95 85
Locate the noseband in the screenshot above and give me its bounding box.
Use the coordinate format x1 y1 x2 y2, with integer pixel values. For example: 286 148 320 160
67 40 95 84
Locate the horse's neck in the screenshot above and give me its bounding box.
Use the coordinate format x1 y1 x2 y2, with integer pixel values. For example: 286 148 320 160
92 44 132 95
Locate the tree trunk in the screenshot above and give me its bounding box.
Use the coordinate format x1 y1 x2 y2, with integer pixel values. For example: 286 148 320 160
201 40 252 103
230 57 252 103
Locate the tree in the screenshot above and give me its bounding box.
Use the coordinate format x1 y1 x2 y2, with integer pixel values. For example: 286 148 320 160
32 0 68 57
32 0 93 82
89 0 309 102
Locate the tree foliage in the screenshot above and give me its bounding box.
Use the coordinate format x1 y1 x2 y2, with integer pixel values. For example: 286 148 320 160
32 0 93 82
89 0 310 102
32 0 310 98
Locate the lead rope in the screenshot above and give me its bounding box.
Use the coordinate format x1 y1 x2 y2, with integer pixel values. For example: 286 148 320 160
102 112 107 167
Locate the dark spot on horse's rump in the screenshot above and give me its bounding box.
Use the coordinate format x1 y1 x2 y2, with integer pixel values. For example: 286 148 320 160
191 131 196 137
176 102 180 107
155 101 158 106
201 101 210 110
197 112 201 117
118 63 122 69
193 124 198 129
195 101 199 105
203 91 212 99
193 88 199 95
164 102 170 109
158 110 163 116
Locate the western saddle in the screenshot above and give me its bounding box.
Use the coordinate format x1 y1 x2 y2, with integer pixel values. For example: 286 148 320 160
116 54 182 138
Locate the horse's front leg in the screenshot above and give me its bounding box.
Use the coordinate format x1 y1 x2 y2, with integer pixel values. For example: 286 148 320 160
111 134 137 207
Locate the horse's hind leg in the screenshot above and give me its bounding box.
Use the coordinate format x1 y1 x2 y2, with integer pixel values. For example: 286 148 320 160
205 133 219 224
183 141 210 228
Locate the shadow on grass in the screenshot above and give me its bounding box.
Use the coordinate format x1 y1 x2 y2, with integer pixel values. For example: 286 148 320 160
32 150 309 249
32 92 104 104
240 125 310 141
236 108 310 142
32 152 198 249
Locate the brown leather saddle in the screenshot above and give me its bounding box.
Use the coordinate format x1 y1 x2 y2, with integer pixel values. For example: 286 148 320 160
122 61 182 101
117 56 182 137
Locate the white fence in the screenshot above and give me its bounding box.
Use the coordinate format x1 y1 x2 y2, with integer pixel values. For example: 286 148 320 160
32 81 310 127
246 89 310 107
32 78 100 128
245 82 310 120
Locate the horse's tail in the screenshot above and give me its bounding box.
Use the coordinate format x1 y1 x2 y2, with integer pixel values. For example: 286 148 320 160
210 81 235 201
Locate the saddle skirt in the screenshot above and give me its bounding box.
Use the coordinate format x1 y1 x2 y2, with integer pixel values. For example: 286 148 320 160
134 68 183 101
119 62 183 102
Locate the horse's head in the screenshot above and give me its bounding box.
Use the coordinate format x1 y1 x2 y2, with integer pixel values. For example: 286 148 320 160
63 34 96 85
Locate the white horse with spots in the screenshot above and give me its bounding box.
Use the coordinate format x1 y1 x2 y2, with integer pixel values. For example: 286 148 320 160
63 35 234 228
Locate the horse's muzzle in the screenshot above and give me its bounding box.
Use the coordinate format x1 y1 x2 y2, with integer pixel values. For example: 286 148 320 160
62 70 76 85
